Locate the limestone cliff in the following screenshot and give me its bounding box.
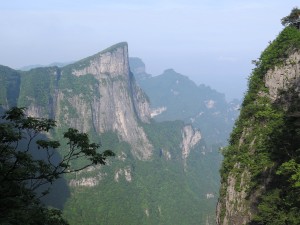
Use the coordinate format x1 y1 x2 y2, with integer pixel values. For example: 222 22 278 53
181 125 201 160
217 26 300 225
181 125 202 169
17 43 153 160
60 43 153 160
265 50 300 102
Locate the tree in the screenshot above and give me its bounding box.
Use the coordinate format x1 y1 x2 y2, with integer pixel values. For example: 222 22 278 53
0 107 115 224
281 7 300 28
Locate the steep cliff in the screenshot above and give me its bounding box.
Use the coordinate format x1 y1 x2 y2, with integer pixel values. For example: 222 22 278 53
16 43 153 159
217 26 300 224
59 42 153 159
181 125 202 168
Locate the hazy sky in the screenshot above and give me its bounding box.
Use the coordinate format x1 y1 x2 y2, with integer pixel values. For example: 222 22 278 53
0 1 298 100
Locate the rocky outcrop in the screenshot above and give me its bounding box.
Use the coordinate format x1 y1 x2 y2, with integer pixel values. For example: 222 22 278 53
72 43 130 78
216 168 251 225
150 107 167 118
265 51 300 101
180 125 201 170
26 104 49 119
69 169 107 187
114 166 132 182
181 125 201 160
161 148 172 160
69 176 102 187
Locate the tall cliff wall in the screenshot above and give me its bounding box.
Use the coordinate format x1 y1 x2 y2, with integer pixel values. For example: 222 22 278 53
16 43 153 160
217 27 300 225
59 42 153 159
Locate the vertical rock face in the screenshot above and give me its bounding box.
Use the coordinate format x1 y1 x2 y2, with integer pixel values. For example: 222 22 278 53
72 43 130 77
216 168 252 225
20 43 153 160
62 42 153 159
265 51 300 101
217 49 300 224
181 125 201 159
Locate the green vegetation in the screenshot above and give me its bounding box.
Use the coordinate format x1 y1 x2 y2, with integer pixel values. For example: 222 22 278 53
142 120 183 155
251 110 300 225
18 67 58 109
219 10 300 224
281 7 300 27
62 121 218 225
0 65 20 108
59 69 100 101
0 107 114 225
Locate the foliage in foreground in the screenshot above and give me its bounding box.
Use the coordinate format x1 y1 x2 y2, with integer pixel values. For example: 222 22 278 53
0 107 114 225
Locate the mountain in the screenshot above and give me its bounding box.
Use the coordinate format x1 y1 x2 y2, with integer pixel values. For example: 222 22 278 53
129 59 240 147
0 42 221 224
217 26 300 224
18 62 73 71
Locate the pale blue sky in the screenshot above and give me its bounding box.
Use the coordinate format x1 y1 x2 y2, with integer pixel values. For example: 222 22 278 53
0 1 298 100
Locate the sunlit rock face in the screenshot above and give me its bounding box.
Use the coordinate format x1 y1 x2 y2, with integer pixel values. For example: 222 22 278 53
181 125 201 160
63 43 153 160
21 43 153 160
180 125 202 170
265 51 300 102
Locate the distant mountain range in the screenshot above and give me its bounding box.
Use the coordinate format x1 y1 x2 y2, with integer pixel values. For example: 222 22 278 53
130 57 240 146
18 62 73 71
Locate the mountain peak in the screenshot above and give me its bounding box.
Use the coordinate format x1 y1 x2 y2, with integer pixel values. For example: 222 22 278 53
163 68 176 73
99 42 128 54
65 42 129 78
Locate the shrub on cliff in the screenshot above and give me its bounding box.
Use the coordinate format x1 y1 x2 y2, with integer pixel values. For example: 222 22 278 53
281 7 300 27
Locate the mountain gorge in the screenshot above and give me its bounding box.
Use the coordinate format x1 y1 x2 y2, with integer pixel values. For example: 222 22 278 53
217 26 300 224
129 57 240 146
0 42 236 224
